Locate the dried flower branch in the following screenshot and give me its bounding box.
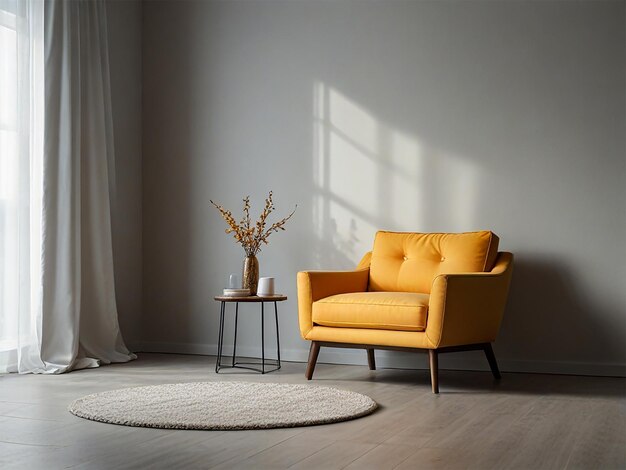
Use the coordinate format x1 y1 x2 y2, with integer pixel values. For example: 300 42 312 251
210 191 297 257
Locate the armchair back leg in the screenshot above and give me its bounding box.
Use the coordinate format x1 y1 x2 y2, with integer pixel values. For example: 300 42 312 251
367 349 376 370
483 343 501 379
305 341 320 380
428 349 439 394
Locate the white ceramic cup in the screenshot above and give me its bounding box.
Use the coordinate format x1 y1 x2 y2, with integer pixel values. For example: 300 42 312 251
257 277 275 296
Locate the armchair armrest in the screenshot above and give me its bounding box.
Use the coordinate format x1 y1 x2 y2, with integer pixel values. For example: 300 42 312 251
425 252 514 348
297 268 370 338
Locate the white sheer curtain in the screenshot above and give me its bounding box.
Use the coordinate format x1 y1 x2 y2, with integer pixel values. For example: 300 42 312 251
0 0 135 374
0 0 44 373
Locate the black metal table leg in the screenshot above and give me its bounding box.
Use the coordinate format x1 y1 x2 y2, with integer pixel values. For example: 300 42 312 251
261 301 265 374
274 301 281 369
216 301 225 373
232 302 239 367
213 296 284 374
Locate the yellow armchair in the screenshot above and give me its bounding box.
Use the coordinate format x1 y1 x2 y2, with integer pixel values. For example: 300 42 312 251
297 231 514 393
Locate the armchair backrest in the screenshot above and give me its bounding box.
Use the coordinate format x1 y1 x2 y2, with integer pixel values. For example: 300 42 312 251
368 231 500 294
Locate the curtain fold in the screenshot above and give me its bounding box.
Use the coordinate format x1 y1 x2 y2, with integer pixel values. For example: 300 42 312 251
0 0 135 374
39 0 135 373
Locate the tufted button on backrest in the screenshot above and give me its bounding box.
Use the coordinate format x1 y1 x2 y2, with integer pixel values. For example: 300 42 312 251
368 231 499 294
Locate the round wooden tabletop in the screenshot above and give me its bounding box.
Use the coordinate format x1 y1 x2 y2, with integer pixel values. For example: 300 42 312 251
214 294 288 302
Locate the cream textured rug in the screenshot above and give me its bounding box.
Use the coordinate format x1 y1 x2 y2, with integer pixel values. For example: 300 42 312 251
68 382 377 430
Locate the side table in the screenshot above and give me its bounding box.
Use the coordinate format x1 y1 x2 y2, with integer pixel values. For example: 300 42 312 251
214 295 287 374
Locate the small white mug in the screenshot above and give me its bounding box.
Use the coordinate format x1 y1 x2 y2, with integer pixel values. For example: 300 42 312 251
257 277 275 296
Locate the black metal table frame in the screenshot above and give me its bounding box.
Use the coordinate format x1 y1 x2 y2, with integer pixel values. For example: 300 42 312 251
215 300 281 374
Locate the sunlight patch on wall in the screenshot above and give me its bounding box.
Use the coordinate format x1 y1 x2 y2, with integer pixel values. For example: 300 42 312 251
328 132 378 211
313 82 380 266
328 87 378 155
429 151 479 231
387 130 423 232
313 81 479 267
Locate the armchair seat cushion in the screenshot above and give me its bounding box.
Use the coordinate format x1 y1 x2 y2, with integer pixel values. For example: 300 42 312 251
312 292 429 332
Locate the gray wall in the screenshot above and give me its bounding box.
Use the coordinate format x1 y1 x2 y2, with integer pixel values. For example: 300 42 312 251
142 0 626 375
107 0 143 346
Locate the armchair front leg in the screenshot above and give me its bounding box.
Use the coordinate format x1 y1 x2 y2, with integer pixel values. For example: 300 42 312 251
429 350 439 394
305 341 320 380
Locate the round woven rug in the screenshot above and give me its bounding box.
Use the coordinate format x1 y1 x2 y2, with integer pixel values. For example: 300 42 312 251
68 382 377 430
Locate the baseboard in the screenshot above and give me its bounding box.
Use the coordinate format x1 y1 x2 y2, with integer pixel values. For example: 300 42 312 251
134 341 626 378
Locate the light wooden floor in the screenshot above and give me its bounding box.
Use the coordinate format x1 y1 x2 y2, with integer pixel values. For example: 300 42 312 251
0 353 624 470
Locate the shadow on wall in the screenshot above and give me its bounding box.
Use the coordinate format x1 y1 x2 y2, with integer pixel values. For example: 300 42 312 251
501 256 624 373
141 22 195 347
310 81 480 269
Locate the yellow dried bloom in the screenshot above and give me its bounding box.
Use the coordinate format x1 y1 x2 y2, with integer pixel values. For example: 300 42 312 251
210 192 297 256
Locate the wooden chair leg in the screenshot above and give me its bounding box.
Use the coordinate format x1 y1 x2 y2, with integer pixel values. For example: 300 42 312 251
367 349 376 370
429 349 439 394
483 343 501 379
305 341 320 380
